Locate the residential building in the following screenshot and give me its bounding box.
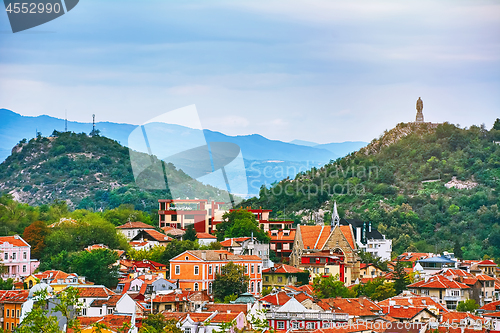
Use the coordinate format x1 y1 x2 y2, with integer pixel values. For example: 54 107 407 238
320 297 382 322
116 221 156 240
169 250 263 296
269 229 295 263
161 226 185 239
24 270 88 291
152 290 210 313
299 250 348 282
178 311 247 333
476 260 498 277
158 199 227 233
220 237 272 268
378 292 448 317
0 235 39 279
416 256 457 276
130 229 173 249
0 290 29 332
265 297 348 331
196 233 217 246
262 264 309 289
73 285 136 317
359 263 385 279
407 274 471 310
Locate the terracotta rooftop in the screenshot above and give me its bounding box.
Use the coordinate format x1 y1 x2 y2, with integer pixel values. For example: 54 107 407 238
259 291 291 306
204 303 248 314
116 221 155 229
196 232 217 239
0 235 30 247
477 259 497 266
172 250 261 262
408 275 470 290
268 230 296 241
378 295 448 313
0 290 29 303
73 285 116 298
380 306 434 320
479 299 500 311
137 229 173 242
263 264 305 274
321 297 381 317
220 237 250 247
161 226 185 236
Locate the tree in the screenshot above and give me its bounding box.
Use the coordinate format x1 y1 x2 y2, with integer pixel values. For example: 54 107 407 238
457 299 479 313
139 314 182 333
71 249 120 288
357 251 388 271
161 240 199 265
312 274 354 299
393 259 410 294
493 118 500 131
23 220 50 259
17 286 82 333
212 262 249 301
370 283 396 301
0 278 14 290
183 224 197 242
216 209 270 243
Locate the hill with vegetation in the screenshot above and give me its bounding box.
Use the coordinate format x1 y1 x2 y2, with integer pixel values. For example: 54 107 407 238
244 120 500 260
0 131 229 212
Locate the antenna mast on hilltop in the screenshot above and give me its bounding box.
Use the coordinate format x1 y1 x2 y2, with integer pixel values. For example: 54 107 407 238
90 114 97 136
65 110 68 132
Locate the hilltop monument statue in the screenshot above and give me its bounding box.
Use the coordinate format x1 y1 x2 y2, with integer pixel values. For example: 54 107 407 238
415 97 424 123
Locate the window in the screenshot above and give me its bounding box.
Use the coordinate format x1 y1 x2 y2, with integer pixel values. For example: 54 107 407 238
185 256 189 260
6 323 9 331
17 310 20 317
323 322 330 328
82 308 87 315
171 215 177 221
194 266 199 275
4 253 7 260
175 265 180 275
306 323 315 329
185 328 191 333
325 268 329 274
292 322 299 329
108 308 113 314
422 289 429 295
6 309 10 317
251 282 254 293
451 290 460 297
209 283 213 294
215 265 219 274
251 264 254 274
265 276 269 282
194 283 199 291
12 252 16 260
245 265 248 274
209 265 212 275
277 322 285 329
23 252 27 260
257 265 261 274
278 277 283 283
185 215 194 219
23 265 27 273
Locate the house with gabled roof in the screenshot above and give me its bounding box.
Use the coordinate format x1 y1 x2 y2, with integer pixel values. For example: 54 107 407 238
116 221 156 240
320 296 382 322
0 235 39 280
179 310 247 333
378 292 448 317
407 274 471 310
0 290 29 332
262 264 309 289
221 237 271 269
130 229 173 249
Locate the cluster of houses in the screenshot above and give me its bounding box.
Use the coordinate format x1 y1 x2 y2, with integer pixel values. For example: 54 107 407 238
1 199 500 332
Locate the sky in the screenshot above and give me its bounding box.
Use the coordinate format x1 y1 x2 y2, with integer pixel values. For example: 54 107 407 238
0 0 499 144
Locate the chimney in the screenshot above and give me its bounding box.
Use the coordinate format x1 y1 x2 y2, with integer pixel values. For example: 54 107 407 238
201 251 206 260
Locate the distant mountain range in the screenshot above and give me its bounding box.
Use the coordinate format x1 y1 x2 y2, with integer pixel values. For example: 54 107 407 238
0 109 367 196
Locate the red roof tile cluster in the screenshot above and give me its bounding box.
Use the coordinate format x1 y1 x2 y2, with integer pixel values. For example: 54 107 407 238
0 235 30 247
477 259 497 266
268 230 296 241
440 311 487 324
320 297 381 317
220 237 250 247
133 259 167 269
70 314 133 332
258 291 291 306
153 291 195 303
262 264 305 274
204 303 248 314
116 221 155 229
299 226 330 250
380 306 434 320
161 226 185 236
139 229 173 242
408 274 470 290
0 290 29 303
479 299 500 311
396 252 434 262
378 295 448 313
74 286 116 298
196 232 217 239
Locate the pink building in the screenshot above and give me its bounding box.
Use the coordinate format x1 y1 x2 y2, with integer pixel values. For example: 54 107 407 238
0 235 39 280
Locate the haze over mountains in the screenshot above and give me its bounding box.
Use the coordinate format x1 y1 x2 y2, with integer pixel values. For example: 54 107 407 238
0 109 367 195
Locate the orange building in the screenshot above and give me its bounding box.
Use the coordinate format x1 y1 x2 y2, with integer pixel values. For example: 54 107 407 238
169 250 263 296
0 290 29 332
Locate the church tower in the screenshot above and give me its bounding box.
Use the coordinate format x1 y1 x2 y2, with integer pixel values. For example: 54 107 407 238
331 201 340 231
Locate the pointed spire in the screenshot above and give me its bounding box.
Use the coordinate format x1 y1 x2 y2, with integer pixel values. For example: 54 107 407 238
332 201 340 227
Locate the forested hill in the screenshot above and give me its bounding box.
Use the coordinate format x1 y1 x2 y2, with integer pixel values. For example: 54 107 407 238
0 131 228 212
244 120 500 260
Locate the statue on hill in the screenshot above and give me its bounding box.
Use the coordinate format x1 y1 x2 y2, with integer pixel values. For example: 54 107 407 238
415 97 424 123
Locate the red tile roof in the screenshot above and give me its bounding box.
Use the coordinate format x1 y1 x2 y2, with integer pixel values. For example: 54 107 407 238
477 259 497 266
258 291 291 306
300 226 330 250
0 290 29 303
378 295 448 313
475 274 496 281
479 299 500 311
153 291 195 303
220 237 250 247
204 303 248 314
196 232 217 239
74 286 116 298
262 264 305 274
339 225 355 249
140 229 173 242
0 235 29 247
161 226 185 236
397 252 433 262
440 311 486 324
269 230 296 241
321 297 381 317
408 275 470 290
116 221 155 229
380 306 433 320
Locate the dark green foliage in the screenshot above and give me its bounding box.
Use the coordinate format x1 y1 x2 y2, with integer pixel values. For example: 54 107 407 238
71 249 120 288
393 260 410 294
456 299 479 313
0 131 228 212
183 224 197 241
161 240 199 264
216 209 270 243
0 278 14 290
140 314 182 333
312 274 354 299
243 121 500 259
212 262 249 301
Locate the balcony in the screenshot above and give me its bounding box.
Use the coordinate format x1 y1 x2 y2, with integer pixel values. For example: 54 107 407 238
266 312 348 322
443 296 461 301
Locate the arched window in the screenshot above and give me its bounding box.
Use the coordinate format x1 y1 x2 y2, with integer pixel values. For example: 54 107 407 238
194 283 199 291
251 282 254 293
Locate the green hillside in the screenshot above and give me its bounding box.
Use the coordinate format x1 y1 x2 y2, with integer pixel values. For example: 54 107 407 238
244 120 500 259
0 131 229 212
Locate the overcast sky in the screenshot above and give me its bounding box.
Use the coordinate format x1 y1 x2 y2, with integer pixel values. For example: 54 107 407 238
0 0 499 144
